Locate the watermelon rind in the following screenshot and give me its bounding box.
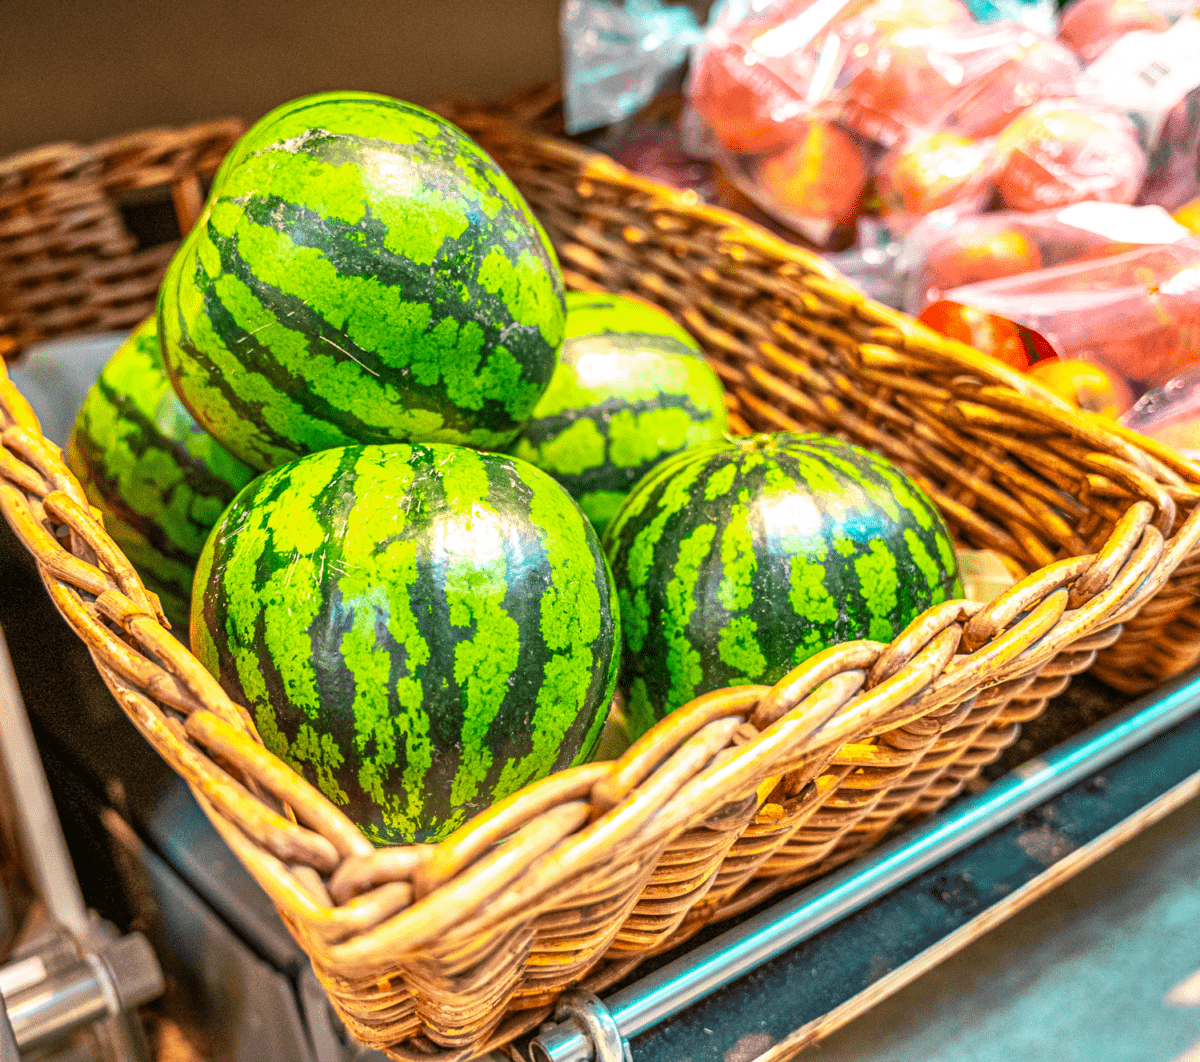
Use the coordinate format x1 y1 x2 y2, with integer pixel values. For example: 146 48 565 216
160 93 567 472
67 317 256 630
602 432 963 739
512 292 729 533
192 442 620 845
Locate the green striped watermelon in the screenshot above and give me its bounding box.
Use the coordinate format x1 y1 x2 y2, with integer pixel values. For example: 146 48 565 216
510 292 729 534
191 443 620 844
602 433 962 739
67 317 256 630
158 92 566 473
207 93 388 199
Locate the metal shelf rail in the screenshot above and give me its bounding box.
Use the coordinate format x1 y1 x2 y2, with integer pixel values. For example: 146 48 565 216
532 667 1200 1062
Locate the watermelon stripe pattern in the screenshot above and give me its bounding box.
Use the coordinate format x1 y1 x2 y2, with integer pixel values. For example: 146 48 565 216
602 433 962 738
68 318 256 629
193 443 619 845
159 96 566 472
512 293 728 533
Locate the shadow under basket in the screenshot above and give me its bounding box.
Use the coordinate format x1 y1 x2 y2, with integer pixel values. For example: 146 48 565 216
4 101 1200 1062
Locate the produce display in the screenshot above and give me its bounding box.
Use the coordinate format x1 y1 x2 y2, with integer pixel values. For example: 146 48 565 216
44 0 1200 853
602 434 962 739
192 443 619 843
159 93 566 472
66 317 256 630
651 0 1200 413
678 0 1200 248
511 292 729 533
5 12 1200 1055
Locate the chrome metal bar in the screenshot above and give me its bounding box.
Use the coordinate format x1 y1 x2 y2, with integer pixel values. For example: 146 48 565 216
5 958 112 1051
0 627 163 1061
0 626 89 939
0 930 162 1054
533 667 1200 1062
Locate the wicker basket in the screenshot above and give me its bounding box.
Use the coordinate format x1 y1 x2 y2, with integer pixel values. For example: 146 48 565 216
3 102 1200 1062
0 119 245 359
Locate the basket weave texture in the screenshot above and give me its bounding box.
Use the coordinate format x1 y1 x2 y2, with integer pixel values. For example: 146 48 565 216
0 119 244 360
3 103 1200 1061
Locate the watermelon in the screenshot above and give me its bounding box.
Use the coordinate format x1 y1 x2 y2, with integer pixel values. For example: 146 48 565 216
207 92 402 206
511 292 729 534
158 92 566 473
67 317 256 630
191 443 620 844
602 433 962 739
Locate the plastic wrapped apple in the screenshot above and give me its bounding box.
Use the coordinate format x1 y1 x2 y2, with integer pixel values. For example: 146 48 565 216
919 224 1045 302
1058 0 1170 64
993 101 1147 210
688 4 818 155
924 241 1200 389
834 22 1075 148
876 131 996 223
687 0 880 156
905 204 1192 311
1026 359 1135 417
943 30 1080 138
833 25 970 145
754 121 871 245
919 300 1040 369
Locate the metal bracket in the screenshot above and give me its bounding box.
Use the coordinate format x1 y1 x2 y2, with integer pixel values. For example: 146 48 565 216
532 990 630 1062
0 626 163 1060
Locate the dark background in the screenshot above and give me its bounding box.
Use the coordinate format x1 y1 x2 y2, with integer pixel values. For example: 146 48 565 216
0 0 565 158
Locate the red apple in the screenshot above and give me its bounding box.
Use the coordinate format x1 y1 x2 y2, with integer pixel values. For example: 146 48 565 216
1058 0 1169 65
994 101 1146 211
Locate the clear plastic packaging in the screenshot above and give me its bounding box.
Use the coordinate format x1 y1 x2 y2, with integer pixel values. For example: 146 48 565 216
744 119 874 246
1077 16 1200 212
991 99 1147 211
687 8 1085 244
686 0 880 157
1057 0 1170 64
966 0 1057 34
902 201 1192 312
826 234 907 306
874 130 998 230
922 239 1200 396
939 28 1079 137
560 0 702 134
1120 366 1200 456
829 19 1076 147
590 99 715 196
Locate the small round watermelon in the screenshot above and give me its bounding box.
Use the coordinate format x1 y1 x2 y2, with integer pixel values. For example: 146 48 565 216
67 317 256 630
191 443 620 844
159 92 566 472
511 292 729 534
602 433 962 739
